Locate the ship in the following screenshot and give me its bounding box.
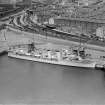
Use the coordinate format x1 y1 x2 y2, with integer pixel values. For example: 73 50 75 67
7 42 105 70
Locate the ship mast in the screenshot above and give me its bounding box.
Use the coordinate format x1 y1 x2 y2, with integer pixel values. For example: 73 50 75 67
77 33 86 58
28 32 35 53
77 33 82 56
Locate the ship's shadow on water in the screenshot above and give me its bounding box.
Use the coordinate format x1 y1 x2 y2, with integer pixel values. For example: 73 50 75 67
102 73 105 87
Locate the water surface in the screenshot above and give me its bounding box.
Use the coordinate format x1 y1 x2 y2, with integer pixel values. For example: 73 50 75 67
0 55 105 104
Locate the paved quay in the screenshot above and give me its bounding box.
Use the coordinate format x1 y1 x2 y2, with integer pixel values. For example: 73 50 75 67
7 26 105 52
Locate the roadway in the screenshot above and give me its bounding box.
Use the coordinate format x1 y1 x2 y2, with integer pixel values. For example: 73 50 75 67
0 4 29 21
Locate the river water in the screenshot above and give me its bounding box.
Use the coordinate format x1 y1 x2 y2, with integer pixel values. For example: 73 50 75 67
0 54 105 104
